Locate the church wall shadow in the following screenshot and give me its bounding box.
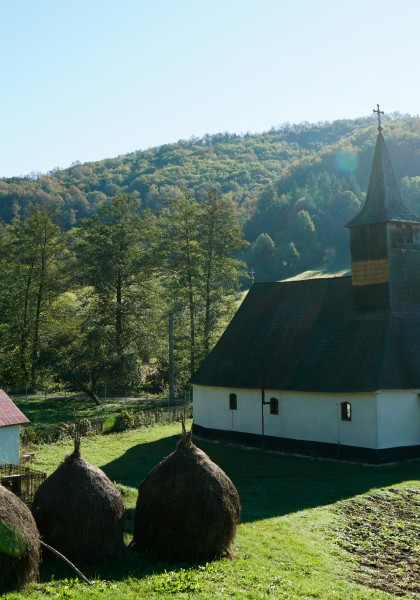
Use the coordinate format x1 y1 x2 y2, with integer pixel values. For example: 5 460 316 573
100 434 419 524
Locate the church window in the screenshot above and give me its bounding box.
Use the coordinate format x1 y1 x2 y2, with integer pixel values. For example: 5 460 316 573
340 401 352 421
229 393 237 410
270 397 279 415
396 223 413 245
404 225 413 244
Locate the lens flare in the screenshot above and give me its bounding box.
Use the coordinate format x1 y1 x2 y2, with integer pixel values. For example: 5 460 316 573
335 149 358 172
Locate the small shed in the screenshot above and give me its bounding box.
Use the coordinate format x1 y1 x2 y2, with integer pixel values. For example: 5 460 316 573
0 389 29 465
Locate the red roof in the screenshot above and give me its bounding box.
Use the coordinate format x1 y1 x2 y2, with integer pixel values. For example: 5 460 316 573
0 389 29 427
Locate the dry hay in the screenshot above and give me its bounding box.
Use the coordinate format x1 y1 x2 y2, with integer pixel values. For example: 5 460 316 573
31 440 126 565
132 423 241 561
0 484 40 594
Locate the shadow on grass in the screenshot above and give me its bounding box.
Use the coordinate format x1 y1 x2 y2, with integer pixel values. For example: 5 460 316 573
38 433 419 584
100 433 420 524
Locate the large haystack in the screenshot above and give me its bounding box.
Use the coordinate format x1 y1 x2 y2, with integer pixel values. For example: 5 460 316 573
31 439 126 565
132 422 240 560
0 484 40 594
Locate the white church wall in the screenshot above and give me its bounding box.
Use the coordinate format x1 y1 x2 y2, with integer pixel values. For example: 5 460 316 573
377 390 420 448
193 385 379 448
0 426 21 464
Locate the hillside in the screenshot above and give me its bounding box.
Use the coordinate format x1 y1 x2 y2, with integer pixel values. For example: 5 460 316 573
2 113 420 281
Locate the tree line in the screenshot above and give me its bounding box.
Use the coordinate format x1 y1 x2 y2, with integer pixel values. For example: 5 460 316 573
3 115 420 287
0 190 246 401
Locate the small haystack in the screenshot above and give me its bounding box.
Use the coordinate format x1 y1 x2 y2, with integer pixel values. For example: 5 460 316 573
0 484 40 594
31 437 126 565
132 420 240 560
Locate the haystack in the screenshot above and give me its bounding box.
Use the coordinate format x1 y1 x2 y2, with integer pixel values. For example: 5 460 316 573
132 421 240 560
0 484 40 594
31 438 126 565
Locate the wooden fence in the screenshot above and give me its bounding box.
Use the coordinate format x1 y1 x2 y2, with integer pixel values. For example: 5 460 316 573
0 464 46 506
21 403 193 445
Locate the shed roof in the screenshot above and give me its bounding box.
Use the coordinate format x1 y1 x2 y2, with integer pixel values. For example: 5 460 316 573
0 389 29 427
191 277 420 393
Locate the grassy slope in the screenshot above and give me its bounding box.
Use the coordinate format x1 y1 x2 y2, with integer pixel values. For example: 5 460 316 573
6 422 419 599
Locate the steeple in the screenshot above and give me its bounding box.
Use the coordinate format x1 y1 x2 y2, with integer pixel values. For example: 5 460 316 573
346 107 420 313
346 130 420 228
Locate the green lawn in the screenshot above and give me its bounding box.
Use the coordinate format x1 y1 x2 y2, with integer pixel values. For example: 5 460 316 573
5 422 420 599
13 394 167 430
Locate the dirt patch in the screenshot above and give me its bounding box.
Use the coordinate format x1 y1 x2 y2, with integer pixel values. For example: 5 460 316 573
337 487 420 597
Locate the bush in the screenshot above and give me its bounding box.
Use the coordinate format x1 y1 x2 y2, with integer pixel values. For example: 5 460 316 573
112 410 137 432
20 428 43 446
21 419 96 446
54 418 93 441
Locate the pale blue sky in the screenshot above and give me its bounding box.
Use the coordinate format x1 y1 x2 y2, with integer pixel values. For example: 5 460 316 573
1 0 420 177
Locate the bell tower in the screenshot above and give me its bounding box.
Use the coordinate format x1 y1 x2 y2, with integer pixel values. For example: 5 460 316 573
346 106 420 313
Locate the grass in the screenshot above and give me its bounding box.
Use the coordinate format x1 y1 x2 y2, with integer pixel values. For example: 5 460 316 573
5 420 419 599
13 394 168 431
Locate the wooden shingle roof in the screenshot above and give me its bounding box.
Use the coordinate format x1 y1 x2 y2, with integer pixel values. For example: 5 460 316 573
191 277 420 393
0 389 29 427
346 131 420 227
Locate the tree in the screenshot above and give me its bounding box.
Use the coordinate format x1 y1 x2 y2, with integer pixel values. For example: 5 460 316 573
70 194 162 397
159 189 246 383
41 291 116 405
0 206 70 388
159 193 202 378
199 188 246 357
251 233 276 282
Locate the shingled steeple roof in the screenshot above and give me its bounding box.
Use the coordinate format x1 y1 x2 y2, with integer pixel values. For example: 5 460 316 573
346 130 420 228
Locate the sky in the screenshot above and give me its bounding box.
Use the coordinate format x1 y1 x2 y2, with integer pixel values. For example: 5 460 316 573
1 0 420 178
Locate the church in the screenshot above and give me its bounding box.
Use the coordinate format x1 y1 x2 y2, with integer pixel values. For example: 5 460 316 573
191 115 420 463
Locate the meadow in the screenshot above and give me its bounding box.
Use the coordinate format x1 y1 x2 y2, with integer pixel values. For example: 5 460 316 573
5 401 420 599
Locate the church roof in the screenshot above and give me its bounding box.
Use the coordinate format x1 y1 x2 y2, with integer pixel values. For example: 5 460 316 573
346 131 420 227
0 389 29 427
191 277 420 393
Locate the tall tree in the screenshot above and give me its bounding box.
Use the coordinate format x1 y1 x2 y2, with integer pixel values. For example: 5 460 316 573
159 193 202 377
199 188 246 357
0 206 70 388
159 189 246 384
71 194 162 397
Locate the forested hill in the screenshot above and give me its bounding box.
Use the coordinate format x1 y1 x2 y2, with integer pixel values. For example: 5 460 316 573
3 113 420 281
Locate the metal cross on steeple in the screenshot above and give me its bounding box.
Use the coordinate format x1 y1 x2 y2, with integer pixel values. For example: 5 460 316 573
373 104 384 132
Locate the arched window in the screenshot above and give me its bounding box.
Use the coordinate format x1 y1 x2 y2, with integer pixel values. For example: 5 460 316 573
229 393 237 410
341 401 352 421
270 397 279 415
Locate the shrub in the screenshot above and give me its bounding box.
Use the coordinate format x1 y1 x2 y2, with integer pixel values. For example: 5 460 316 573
54 418 93 441
113 410 137 432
